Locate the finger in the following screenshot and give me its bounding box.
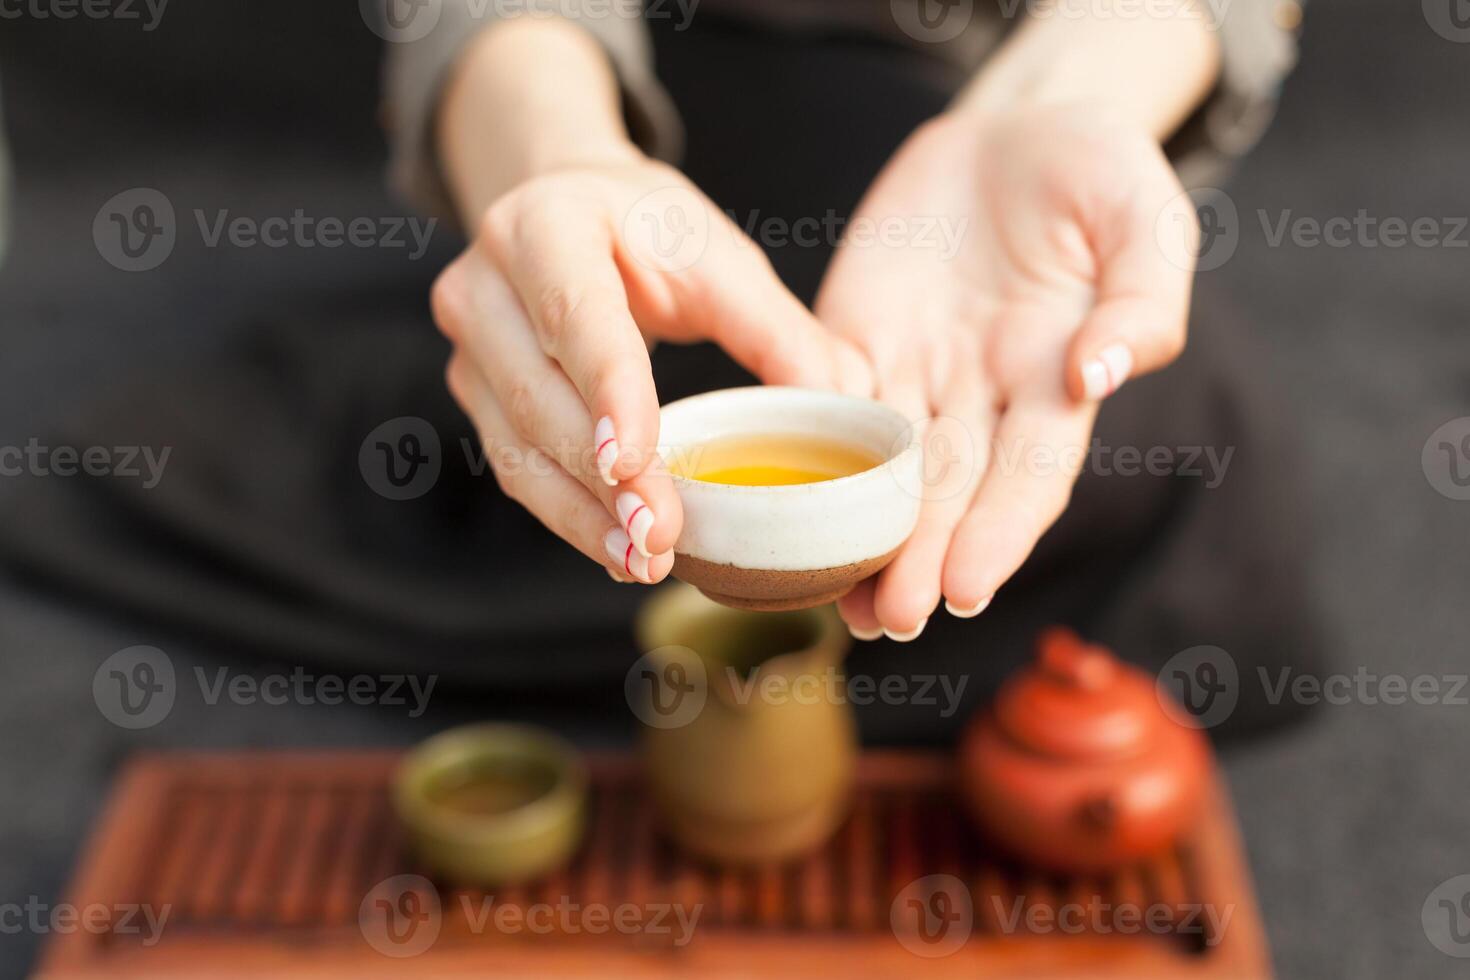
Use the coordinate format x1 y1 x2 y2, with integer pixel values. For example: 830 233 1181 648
941 395 1098 610
436 251 598 487
446 353 674 584
443 314 685 558
870 388 992 639
483 200 661 483
683 226 875 396
1066 163 1194 402
836 577 882 641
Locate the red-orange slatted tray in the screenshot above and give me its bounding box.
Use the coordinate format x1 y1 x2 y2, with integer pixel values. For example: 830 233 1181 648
36 751 1270 978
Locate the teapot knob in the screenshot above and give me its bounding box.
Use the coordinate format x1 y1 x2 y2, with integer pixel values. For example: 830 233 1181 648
1038 628 1117 691
1079 793 1117 833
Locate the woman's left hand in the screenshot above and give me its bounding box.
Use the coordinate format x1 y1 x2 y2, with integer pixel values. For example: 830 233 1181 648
816 102 1200 640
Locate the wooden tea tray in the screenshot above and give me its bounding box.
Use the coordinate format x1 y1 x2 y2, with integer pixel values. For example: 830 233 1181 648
36 751 1270 978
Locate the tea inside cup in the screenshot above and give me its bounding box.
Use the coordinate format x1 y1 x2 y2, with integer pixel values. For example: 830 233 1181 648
658 386 922 611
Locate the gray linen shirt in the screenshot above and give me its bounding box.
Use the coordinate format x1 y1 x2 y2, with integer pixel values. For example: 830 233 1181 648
380 0 1303 221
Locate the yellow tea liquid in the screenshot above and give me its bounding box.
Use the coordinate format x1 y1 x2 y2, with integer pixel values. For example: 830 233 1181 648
672 434 882 486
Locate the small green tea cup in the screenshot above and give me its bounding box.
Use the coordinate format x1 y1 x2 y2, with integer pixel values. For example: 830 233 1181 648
393 723 588 887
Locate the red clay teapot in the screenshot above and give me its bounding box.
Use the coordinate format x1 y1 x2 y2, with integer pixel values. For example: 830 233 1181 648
958 627 1211 873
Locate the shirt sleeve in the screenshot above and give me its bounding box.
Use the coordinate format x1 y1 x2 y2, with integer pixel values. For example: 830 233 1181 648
1166 0 1303 189
381 0 683 222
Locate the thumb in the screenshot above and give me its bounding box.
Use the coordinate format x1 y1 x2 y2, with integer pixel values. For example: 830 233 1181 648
685 230 876 397
1066 169 1195 403
1065 295 1188 402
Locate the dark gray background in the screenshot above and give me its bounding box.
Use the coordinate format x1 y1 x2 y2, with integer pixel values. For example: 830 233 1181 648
2 0 1468 977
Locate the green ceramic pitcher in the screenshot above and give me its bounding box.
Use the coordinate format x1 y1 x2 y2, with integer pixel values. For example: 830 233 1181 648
634 584 856 865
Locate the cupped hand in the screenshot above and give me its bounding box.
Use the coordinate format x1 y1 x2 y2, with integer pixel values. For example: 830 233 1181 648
816 103 1199 640
432 152 872 584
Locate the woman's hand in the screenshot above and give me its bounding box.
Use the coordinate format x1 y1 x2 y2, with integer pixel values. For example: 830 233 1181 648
816 102 1200 639
433 154 871 584
429 17 868 585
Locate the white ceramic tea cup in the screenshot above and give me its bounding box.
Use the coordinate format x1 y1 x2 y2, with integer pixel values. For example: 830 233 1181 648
658 386 923 610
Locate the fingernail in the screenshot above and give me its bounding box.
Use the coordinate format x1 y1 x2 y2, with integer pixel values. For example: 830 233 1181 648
604 527 651 584
594 416 619 486
883 618 928 643
1083 343 1134 400
848 624 884 642
945 594 993 619
607 567 634 584
616 492 655 559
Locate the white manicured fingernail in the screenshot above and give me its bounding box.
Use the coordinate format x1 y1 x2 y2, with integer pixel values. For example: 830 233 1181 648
945 595 992 619
883 618 928 643
616 492 655 559
604 527 651 584
607 566 634 584
1083 343 1134 400
594 416 619 486
848 624 884 642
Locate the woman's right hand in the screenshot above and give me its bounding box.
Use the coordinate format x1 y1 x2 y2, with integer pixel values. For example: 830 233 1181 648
430 153 873 584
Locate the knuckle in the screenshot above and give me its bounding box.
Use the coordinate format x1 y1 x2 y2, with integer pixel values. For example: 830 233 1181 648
478 199 515 249
533 282 579 349
582 359 618 406
503 379 539 441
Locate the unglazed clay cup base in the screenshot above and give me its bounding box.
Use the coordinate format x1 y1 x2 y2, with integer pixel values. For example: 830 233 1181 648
673 546 901 611
660 387 922 611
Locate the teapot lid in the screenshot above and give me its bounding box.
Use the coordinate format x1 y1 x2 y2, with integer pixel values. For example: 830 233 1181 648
991 627 1163 761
